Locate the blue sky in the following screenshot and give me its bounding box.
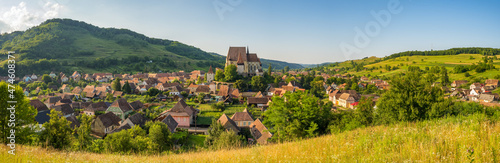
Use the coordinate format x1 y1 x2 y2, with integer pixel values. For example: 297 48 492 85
0 0 499 64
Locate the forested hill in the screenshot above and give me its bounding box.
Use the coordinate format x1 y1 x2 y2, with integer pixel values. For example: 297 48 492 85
0 18 302 76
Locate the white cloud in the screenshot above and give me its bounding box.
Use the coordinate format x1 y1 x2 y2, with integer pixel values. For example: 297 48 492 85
0 1 63 33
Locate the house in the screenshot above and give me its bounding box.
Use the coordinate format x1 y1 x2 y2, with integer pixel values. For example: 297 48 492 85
23 75 32 82
217 85 241 100
161 114 178 133
249 119 272 145
247 97 269 109
470 83 482 90
91 112 122 137
30 99 49 112
328 90 340 103
61 75 69 83
83 85 97 98
31 74 38 81
60 84 70 93
66 115 80 129
83 102 109 116
485 79 499 88
218 113 240 133
72 86 83 95
35 110 50 128
53 104 75 117
360 76 370 82
30 99 50 127
23 88 29 97
187 83 199 93
170 85 184 96
194 85 210 95
47 96 62 107
71 71 81 82
157 100 198 127
479 94 495 103
121 113 147 128
129 100 145 111
49 72 57 78
338 92 361 108
106 98 134 120
231 108 254 128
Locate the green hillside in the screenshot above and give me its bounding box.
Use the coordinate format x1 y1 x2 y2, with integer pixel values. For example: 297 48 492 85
0 18 302 76
312 48 500 82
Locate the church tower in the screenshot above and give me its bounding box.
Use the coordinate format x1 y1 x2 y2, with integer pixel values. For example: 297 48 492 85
207 66 215 83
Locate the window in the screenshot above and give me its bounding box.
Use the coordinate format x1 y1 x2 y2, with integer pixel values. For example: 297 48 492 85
243 122 246 125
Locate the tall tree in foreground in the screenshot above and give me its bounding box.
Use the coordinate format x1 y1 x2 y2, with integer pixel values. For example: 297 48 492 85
375 68 444 124
40 110 73 149
147 122 171 152
75 114 93 151
0 82 37 144
264 90 332 142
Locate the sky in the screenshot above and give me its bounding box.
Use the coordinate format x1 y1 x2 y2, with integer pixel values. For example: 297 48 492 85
0 0 499 64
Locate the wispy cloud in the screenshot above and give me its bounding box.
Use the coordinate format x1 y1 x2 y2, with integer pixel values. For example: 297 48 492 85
0 1 62 33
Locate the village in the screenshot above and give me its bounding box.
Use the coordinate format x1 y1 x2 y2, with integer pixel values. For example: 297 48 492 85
18 46 500 149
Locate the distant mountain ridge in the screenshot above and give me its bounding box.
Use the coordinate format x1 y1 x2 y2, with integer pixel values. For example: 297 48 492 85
0 18 304 76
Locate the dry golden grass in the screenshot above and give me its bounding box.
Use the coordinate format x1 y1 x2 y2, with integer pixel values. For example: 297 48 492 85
2 114 499 162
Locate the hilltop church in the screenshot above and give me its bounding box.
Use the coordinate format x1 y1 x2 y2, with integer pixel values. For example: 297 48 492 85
225 47 263 77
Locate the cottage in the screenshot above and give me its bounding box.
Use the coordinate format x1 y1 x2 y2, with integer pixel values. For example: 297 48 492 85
161 114 178 133
30 99 50 126
30 99 49 112
231 108 254 128
54 104 75 117
91 112 122 137
49 72 57 78
130 100 145 111
187 83 199 93
249 119 272 145
338 92 361 108
121 113 147 128
47 96 62 107
218 113 240 133
247 97 269 109
158 100 198 127
66 115 80 129
194 85 210 95
170 85 184 96
479 94 495 103
470 83 482 90
485 79 499 88
106 98 133 120
84 102 109 116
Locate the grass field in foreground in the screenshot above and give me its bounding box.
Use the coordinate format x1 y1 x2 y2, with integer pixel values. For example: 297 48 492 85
2 113 499 162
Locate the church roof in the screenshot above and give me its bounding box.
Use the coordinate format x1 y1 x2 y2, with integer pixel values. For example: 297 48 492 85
237 52 245 65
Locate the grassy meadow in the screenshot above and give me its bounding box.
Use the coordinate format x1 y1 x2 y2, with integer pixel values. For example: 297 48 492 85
196 103 247 125
3 113 499 162
328 54 500 82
